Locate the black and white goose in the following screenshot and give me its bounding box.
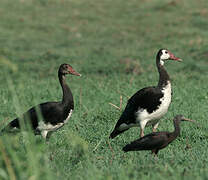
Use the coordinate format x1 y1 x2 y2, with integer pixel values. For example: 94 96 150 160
3 64 81 139
110 49 182 139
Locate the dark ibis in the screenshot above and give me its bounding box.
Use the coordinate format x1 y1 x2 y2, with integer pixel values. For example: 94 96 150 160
122 115 195 155
3 64 81 139
110 49 182 139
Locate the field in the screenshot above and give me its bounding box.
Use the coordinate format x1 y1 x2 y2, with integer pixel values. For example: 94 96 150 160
0 0 208 179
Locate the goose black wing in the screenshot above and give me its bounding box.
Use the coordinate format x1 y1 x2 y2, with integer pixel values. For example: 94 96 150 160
116 86 163 127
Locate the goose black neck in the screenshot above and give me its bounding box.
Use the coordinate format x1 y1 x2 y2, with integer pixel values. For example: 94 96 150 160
156 56 170 88
58 72 74 108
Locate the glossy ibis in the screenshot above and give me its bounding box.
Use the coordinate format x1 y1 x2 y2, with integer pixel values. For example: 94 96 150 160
122 115 194 155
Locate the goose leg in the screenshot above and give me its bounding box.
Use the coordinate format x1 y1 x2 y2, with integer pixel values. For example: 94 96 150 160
140 120 147 137
41 130 48 139
152 122 159 132
140 129 144 137
46 131 53 141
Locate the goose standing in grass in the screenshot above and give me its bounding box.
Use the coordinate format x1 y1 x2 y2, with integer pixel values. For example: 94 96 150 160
122 115 195 155
3 64 81 140
110 49 182 139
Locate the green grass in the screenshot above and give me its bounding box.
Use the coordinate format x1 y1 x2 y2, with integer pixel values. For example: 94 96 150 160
0 0 208 179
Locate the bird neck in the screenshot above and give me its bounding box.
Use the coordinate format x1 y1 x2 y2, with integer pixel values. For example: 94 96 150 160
58 73 74 108
171 120 180 139
157 62 170 89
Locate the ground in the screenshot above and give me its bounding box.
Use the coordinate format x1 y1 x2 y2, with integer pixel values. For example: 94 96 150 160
0 0 208 179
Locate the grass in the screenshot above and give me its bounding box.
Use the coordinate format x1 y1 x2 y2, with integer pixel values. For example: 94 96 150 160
0 0 208 179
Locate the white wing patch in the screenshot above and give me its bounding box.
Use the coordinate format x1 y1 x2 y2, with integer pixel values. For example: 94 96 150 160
118 123 138 131
136 81 171 127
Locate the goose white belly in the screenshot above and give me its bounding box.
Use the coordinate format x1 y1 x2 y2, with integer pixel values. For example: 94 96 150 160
64 109 73 123
136 82 171 127
37 109 73 133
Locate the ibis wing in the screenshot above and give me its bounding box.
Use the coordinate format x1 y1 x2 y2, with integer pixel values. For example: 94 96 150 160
123 132 168 151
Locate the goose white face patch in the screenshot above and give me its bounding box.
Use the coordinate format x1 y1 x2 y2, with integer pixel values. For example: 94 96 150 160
136 81 171 127
160 50 170 65
161 50 170 60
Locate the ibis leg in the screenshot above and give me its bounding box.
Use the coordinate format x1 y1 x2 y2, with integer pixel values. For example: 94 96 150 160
151 149 159 156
